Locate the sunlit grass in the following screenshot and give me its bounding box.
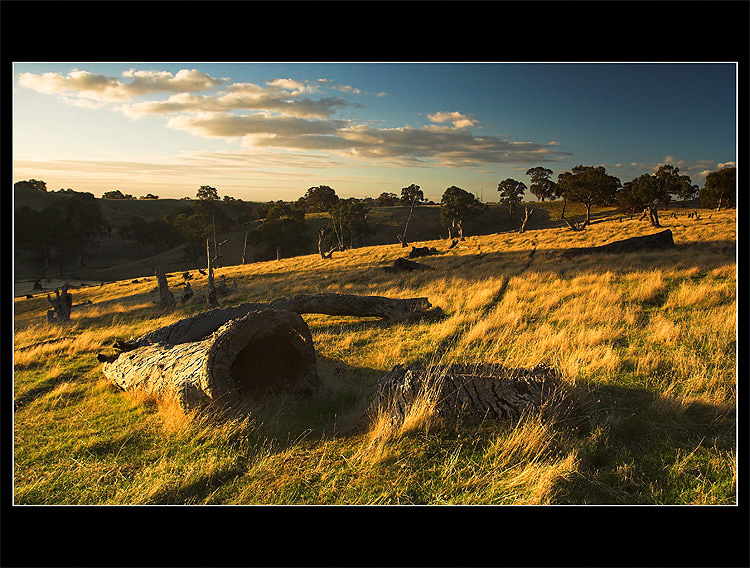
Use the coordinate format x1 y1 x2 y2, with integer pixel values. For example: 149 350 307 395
13 204 736 504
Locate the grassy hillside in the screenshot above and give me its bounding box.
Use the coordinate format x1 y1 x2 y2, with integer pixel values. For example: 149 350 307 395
13 202 736 505
14 185 628 289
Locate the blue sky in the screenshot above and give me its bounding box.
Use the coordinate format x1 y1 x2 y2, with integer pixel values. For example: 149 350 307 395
13 62 737 203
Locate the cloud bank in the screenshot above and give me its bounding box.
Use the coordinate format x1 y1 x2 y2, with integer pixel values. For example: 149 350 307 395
18 67 572 167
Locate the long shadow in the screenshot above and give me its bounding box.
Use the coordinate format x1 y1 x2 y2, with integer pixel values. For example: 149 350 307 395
549 381 736 504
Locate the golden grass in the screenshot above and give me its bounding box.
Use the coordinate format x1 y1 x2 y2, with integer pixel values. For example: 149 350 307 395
12 204 737 505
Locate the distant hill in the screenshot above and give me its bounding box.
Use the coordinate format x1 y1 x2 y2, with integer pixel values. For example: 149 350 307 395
17 186 703 286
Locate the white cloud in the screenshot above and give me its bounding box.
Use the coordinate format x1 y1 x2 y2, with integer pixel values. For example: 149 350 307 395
18 68 226 103
718 161 736 169
427 111 477 129
265 78 311 95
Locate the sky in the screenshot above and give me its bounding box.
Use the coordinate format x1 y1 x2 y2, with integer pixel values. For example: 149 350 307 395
12 62 737 204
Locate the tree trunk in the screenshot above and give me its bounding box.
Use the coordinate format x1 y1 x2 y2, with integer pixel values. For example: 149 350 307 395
401 197 416 246
241 230 249 264
370 363 566 422
102 309 323 410
562 229 675 259
584 203 592 226
206 239 218 308
111 294 444 352
560 197 567 220
155 265 176 312
519 207 534 233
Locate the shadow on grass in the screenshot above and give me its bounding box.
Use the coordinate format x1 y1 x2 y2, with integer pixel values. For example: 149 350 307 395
549 381 736 504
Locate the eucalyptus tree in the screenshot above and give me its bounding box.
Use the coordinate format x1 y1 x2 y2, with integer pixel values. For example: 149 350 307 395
700 166 735 210
497 178 527 219
556 165 621 227
525 167 557 202
440 186 486 240
398 183 425 246
653 164 697 208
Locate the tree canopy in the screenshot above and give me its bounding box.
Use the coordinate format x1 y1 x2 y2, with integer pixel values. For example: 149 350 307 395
103 189 136 200
196 185 220 201
249 201 311 261
497 178 527 219
400 184 425 205
14 179 47 192
165 199 230 261
699 166 735 210
377 192 400 206
440 186 486 239
525 167 557 202
653 164 697 203
323 198 374 251
557 165 621 226
302 185 339 212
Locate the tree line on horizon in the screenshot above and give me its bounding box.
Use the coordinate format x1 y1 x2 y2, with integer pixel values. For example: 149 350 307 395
14 163 736 279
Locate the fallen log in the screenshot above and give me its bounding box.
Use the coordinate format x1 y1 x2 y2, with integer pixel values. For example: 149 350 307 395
370 363 566 422
112 293 443 351
102 309 322 410
383 257 435 273
561 229 675 259
408 246 439 258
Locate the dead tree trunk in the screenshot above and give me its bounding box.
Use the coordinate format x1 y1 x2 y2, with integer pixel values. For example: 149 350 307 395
370 363 566 422
318 227 335 259
519 207 534 233
111 294 444 352
155 266 176 312
241 230 249 265
399 196 417 247
562 229 675 259
46 284 73 323
206 238 218 308
102 309 323 410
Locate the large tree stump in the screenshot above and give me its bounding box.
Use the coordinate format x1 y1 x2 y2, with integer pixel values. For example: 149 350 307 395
102 309 322 410
155 266 176 312
370 363 565 423
561 229 675 259
112 294 444 352
46 284 73 323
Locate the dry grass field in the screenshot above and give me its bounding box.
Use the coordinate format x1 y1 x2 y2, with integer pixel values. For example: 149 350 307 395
13 204 736 505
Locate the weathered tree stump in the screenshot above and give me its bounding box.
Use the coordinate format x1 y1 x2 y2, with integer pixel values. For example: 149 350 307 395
562 229 675 259
111 294 443 352
46 284 73 323
371 363 565 423
181 282 194 303
102 309 322 410
155 266 176 312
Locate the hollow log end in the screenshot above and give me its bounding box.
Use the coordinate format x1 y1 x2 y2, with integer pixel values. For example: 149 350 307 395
206 309 323 403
